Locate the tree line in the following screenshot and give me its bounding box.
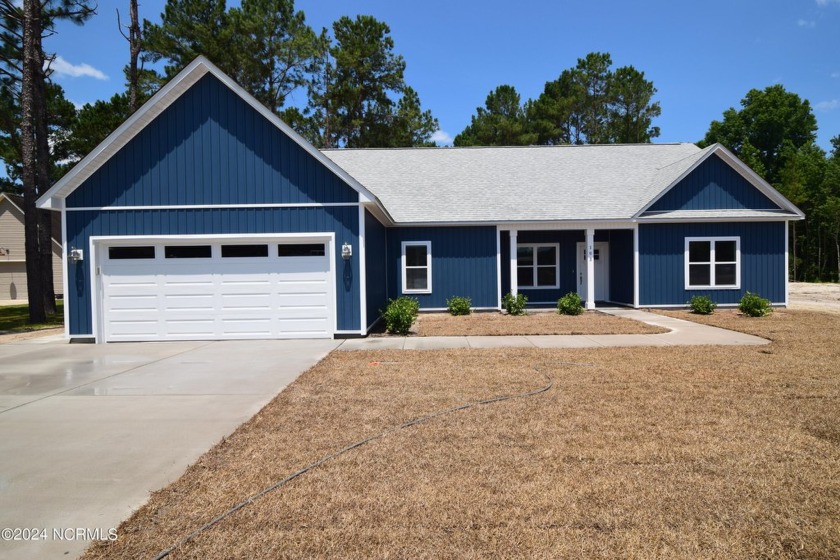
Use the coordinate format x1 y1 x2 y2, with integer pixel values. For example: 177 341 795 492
0 0 838 324
455 52 661 146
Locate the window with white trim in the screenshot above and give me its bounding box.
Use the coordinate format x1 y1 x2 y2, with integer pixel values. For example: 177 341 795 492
517 243 559 289
685 237 740 289
402 241 431 294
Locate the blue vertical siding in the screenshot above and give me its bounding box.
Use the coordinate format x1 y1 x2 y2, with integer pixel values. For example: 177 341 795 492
608 230 634 305
65 74 358 208
364 210 388 327
639 222 785 305
65 206 360 335
387 226 497 309
649 154 779 212
501 229 634 305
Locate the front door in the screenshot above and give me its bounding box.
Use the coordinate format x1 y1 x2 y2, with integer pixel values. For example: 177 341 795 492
576 242 609 302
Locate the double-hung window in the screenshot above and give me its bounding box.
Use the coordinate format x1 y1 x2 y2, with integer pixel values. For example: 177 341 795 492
517 244 559 289
402 241 432 294
685 237 740 289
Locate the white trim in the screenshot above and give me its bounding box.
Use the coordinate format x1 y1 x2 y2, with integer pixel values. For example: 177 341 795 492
61 208 69 339
88 232 336 343
400 241 432 295
633 144 805 220
684 236 741 290
640 302 786 309
637 215 801 223
509 230 518 296
495 226 502 309
335 329 367 335
515 243 560 290
633 225 640 309
784 220 789 307
358 206 367 332
585 229 596 310
65 202 360 212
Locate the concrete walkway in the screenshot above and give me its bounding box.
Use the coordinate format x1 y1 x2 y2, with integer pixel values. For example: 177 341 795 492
337 309 768 350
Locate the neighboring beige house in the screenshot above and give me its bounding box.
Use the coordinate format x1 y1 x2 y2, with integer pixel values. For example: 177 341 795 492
0 192 63 301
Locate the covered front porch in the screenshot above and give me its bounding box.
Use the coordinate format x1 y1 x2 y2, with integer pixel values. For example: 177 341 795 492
499 224 637 309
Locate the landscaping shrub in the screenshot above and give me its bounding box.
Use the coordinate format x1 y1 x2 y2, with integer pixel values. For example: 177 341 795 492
556 292 584 315
739 292 773 317
688 295 717 315
446 296 472 316
502 292 528 316
383 296 419 334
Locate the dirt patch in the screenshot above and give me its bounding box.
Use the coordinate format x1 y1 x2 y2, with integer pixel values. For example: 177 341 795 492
83 309 840 559
789 281 840 315
0 327 63 344
410 310 667 336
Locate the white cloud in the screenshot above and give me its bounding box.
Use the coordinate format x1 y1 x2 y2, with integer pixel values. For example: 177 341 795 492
797 18 816 27
48 56 108 80
815 99 840 111
431 130 453 145
816 0 840 5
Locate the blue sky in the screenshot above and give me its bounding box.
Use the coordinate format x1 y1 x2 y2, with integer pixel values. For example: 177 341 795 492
39 0 840 151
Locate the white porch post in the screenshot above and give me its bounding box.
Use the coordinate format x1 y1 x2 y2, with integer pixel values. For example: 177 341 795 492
509 229 518 295
633 225 640 308
585 228 595 310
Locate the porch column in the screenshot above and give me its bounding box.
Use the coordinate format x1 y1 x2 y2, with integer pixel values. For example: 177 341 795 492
509 229 518 295
585 228 595 310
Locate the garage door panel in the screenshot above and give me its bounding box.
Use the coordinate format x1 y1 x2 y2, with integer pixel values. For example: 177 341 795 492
101 240 334 341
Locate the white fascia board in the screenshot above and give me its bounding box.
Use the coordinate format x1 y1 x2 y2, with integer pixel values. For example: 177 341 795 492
637 214 802 223
37 55 388 216
633 144 805 220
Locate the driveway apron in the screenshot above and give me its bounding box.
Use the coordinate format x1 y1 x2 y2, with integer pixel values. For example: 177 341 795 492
0 338 338 560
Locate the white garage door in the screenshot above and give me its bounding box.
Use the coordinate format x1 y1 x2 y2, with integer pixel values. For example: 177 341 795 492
99 239 334 342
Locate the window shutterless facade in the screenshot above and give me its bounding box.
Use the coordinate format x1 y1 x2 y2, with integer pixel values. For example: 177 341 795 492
685 237 740 289
517 243 559 289
401 241 432 294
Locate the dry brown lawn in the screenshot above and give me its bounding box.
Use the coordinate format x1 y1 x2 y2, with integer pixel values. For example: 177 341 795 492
413 310 667 336
84 310 839 559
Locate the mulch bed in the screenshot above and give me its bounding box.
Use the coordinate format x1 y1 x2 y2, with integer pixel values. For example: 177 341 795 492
403 310 668 336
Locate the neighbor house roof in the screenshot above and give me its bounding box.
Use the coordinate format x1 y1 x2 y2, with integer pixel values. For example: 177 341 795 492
323 143 804 225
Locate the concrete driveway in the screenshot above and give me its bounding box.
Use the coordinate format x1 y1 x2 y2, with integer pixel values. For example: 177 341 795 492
0 337 339 560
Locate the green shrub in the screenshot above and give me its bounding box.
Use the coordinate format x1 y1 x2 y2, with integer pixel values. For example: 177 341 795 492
556 292 584 315
446 296 472 316
738 292 772 317
382 296 419 334
688 295 717 315
502 292 528 316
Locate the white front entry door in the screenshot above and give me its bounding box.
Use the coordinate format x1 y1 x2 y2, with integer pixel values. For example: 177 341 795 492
576 242 609 302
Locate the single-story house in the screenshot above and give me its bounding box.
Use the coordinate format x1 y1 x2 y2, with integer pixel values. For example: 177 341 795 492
0 192 63 301
37 57 804 343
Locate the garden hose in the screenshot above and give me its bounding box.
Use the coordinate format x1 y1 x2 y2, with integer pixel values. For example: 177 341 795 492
152 363 588 559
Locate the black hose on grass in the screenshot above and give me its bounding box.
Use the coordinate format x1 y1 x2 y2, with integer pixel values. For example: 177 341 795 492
153 366 572 560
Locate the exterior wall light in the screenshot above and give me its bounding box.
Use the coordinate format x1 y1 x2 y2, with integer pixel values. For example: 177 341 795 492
341 242 352 261
69 247 84 262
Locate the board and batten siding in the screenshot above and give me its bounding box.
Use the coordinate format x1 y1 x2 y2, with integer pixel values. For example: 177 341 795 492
638 222 786 305
387 226 497 309
364 210 387 328
649 154 780 212
500 229 634 305
65 206 360 336
65 73 358 209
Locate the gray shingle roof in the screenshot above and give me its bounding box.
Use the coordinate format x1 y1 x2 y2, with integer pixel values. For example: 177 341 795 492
322 143 708 224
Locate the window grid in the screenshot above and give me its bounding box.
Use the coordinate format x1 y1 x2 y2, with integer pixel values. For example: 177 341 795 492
685 237 740 290
401 241 432 294
516 243 559 289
